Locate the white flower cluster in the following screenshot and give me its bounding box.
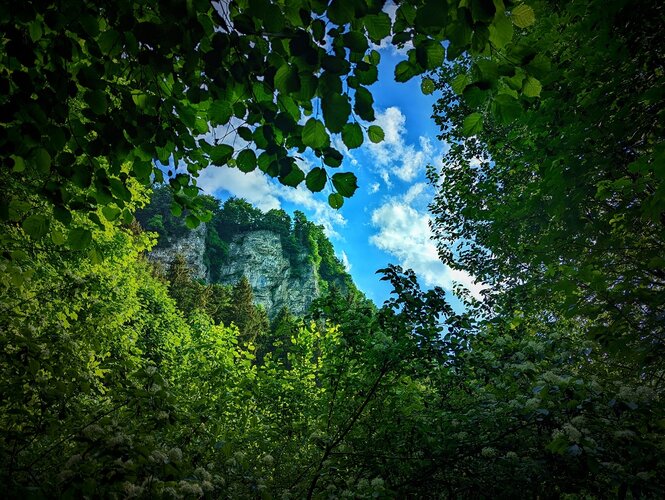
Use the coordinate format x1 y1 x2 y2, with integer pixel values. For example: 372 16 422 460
123 482 144 498
481 447 497 457
562 423 582 442
149 450 168 464
83 424 104 439
178 481 203 497
613 429 636 439
168 447 182 463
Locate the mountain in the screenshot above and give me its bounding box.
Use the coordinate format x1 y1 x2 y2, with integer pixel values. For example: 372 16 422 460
136 187 357 317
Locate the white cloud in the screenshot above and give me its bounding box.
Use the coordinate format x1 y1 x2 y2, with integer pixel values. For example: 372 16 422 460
340 251 352 273
369 190 485 300
368 182 381 194
366 107 444 186
196 164 346 238
197 166 280 212
403 182 427 205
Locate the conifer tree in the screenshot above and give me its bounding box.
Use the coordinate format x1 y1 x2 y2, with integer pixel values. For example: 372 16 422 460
250 305 271 361
230 276 259 347
165 254 209 314
205 283 233 326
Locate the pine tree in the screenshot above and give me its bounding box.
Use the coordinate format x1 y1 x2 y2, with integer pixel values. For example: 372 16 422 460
230 276 259 347
165 254 209 314
251 305 271 362
205 283 233 325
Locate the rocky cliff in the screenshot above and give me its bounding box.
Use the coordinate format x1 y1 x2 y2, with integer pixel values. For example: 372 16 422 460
148 223 209 281
138 190 356 318
216 230 319 317
148 225 321 317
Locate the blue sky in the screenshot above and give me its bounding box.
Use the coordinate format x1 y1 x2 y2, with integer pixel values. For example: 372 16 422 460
196 43 484 308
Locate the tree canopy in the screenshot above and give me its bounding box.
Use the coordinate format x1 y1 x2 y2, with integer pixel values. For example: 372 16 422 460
429 0 665 360
1 0 537 258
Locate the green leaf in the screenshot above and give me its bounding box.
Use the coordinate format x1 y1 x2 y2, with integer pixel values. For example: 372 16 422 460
463 85 489 107
395 61 419 82
53 206 72 226
356 63 378 85
322 93 351 133
28 20 43 42
323 147 343 167
185 215 200 229
353 86 375 121
102 206 121 221
296 72 318 100
210 144 234 165
51 230 66 245
462 112 483 136
236 149 257 172
416 40 445 70
364 13 392 42
343 31 369 53
305 167 327 192
133 161 152 179
328 193 344 209
421 77 436 95
471 0 496 23
522 76 542 97
22 214 49 239
68 227 92 250
415 0 448 35
209 101 233 125
98 30 121 56
342 123 364 149
367 125 384 143
11 155 25 172
451 74 471 95
332 172 358 197
109 178 132 202
280 165 305 187
32 148 51 174
85 90 107 115
511 4 535 28
274 64 300 94
527 54 551 79
302 118 328 149
327 0 354 25
489 12 514 49
492 94 522 123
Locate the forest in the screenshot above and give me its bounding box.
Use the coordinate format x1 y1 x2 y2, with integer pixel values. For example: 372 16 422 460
1 0 664 498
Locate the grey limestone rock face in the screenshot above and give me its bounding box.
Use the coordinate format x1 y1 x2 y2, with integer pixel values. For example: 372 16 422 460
215 230 319 318
148 224 209 281
148 227 320 318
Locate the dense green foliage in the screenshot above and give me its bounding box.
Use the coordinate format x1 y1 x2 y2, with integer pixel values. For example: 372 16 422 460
2 0 665 497
137 186 356 291
0 0 536 255
3 211 663 496
429 0 665 360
